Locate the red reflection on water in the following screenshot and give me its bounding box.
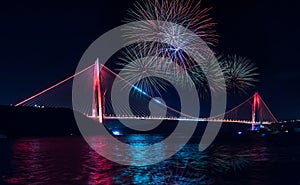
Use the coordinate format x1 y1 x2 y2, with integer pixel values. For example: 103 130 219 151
4 137 117 184
85 136 115 185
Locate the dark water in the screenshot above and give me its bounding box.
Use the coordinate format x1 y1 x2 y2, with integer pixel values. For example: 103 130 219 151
1 135 300 185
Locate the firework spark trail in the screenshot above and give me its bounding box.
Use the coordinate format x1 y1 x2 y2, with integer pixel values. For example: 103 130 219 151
220 55 259 94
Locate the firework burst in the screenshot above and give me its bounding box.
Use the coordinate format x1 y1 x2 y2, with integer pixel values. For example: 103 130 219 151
220 55 259 94
125 0 218 46
189 52 226 96
118 44 173 96
122 20 209 79
120 0 219 90
117 44 222 97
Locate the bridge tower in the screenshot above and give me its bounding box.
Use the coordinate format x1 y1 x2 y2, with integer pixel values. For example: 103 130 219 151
92 58 104 123
251 92 262 130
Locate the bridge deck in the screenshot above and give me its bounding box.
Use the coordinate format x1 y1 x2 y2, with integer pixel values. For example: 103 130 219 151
88 116 273 125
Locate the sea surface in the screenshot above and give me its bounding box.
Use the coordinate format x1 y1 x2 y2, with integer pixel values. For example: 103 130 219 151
1 135 300 185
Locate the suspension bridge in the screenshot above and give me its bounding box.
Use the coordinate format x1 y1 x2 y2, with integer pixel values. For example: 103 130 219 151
15 59 278 131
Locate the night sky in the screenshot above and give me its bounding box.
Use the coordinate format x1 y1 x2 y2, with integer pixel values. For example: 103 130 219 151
0 0 299 119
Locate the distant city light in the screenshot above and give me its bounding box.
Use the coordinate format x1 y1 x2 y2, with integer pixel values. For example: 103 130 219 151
34 104 44 108
112 131 121 135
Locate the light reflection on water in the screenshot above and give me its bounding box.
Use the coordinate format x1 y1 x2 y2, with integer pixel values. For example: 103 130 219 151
87 135 167 166
1 136 300 185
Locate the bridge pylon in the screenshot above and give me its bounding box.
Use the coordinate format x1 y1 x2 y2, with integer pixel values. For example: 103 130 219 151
92 58 104 123
251 92 260 130
251 92 278 130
